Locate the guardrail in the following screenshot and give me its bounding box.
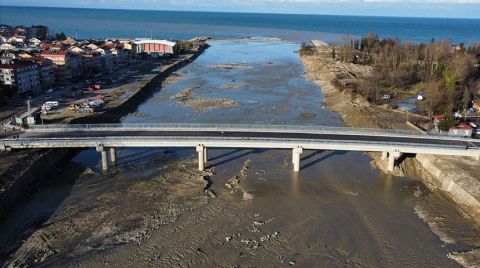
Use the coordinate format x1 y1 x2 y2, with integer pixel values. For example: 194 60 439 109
27 123 478 142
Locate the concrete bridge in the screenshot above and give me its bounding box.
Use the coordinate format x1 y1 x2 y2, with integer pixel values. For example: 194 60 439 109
1 123 479 173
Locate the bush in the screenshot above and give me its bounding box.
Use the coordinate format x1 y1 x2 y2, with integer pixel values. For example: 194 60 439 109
438 115 456 132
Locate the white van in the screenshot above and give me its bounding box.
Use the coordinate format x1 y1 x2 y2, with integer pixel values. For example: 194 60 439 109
45 101 59 107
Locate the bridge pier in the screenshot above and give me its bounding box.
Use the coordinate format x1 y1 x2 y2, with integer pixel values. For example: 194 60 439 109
196 145 205 171
109 147 117 167
292 147 303 172
204 147 208 163
96 145 108 173
387 151 402 172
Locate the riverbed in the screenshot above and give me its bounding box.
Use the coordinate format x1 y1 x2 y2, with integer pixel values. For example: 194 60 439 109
1 41 479 267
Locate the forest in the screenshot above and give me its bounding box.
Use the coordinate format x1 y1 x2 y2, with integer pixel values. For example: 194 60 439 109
305 34 480 117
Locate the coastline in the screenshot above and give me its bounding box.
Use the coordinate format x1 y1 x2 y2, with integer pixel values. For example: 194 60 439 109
300 46 480 226
0 45 208 219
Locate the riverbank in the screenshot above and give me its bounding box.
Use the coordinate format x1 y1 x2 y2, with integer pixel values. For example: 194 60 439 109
301 43 480 264
0 44 208 219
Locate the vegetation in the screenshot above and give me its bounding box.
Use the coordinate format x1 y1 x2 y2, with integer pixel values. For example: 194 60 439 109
321 34 480 116
34 26 48 40
438 114 457 131
55 32 67 41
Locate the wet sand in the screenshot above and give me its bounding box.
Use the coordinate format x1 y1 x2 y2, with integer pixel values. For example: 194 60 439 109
1 41 478 267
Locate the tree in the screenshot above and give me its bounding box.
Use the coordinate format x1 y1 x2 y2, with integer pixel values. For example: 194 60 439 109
443 65 457 91
438 114 456 132
55 32 67 41
35 26 48 40
332 47 336 59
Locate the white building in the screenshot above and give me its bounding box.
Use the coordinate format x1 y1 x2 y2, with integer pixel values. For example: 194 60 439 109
0 62 41 93
133 39 176 55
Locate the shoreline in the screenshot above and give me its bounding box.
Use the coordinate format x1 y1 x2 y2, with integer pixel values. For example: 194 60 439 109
301 48 480 226
0 45 208 219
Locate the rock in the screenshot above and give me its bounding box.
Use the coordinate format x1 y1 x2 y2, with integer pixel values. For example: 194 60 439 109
225 176 240 189
253 220 264 226
243 191 254 201
413 186 423 198
289 261 296 265
82 167 96 175
204 189 216 198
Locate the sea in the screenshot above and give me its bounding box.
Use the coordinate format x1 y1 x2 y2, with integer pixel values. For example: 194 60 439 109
1 5 480 44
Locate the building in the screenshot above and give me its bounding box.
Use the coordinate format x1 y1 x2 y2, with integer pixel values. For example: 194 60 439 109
35 58 55 89
82 52 103 76
68 46 84 54
0 62 41 93
449 122 473 138
133 39 176 55
7 36 25 45
0 51 16 63
95 48 113 73
28 38 42 47
41 51 82 81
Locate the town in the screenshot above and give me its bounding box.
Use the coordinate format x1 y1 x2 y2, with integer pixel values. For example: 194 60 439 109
0 24 206 128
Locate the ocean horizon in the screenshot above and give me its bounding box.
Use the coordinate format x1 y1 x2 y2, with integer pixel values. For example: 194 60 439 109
1 5 480 43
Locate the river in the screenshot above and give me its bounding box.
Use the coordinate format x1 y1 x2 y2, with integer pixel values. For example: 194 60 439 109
1 41 479 267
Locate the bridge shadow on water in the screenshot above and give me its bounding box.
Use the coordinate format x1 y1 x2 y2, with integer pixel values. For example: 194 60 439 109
300 150 348 170
208 148 268 169
207 148 243 162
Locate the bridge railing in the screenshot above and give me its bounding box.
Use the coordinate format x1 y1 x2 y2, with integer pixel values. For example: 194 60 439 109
28 123 428 135
26 123 478 142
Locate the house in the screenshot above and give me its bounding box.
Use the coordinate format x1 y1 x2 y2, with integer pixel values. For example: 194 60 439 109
40 42 53 50
49 43 68 52
0 44 15 51
28 38 42 47
7 36 25 45
449 122 473 138
69 46 84 54
62 37 77 46
86 43 99 51
433 114 445 132
0 62 41 93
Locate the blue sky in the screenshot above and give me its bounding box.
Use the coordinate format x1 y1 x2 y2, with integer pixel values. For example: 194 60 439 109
2 0 480 19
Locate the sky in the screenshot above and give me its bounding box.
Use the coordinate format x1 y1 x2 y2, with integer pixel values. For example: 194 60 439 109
2 0 480 19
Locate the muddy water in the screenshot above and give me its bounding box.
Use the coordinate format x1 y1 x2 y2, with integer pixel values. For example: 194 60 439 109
2 41 479 267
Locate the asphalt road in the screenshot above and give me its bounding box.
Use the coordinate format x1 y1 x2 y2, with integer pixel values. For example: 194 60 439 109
18 130 480 148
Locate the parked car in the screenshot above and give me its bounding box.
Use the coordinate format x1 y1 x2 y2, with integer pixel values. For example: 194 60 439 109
45 101 59 107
